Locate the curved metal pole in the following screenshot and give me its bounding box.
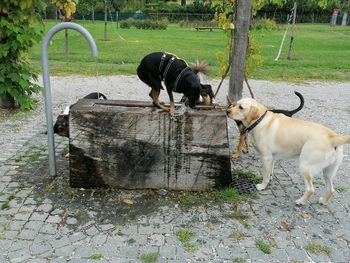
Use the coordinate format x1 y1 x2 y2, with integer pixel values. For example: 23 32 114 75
41 22 98 176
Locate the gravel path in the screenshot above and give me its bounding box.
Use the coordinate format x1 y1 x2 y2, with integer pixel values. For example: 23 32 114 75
0 76 349 262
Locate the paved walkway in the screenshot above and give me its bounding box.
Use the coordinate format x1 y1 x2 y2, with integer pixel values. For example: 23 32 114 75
0 77 349 262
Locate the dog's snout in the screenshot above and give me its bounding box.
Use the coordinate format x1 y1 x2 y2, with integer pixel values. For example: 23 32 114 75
226 107 231 114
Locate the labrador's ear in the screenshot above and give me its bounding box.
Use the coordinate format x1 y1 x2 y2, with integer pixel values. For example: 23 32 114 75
227 96 234 106
245 106 260 124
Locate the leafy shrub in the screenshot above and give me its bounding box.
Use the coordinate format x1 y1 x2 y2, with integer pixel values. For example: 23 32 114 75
122 19 168 30
251 18 277 30
0 1 43 110
120 18 135 28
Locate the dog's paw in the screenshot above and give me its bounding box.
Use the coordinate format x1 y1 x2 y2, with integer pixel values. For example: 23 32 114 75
318 197 328 206
295 198 307 206
256 184 266 191
231 152 240 160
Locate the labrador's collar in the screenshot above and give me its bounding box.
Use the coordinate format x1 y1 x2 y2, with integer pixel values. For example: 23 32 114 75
245 111 268 133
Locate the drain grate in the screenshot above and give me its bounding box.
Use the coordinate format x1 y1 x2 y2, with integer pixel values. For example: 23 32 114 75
229 176 257 195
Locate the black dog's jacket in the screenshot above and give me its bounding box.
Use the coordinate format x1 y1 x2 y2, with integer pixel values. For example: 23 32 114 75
53 92 107 137
137 52 212 110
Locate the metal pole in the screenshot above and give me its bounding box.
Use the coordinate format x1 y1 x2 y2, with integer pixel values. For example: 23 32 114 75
41 22 98 176
274 14 290 61
287 2 297 60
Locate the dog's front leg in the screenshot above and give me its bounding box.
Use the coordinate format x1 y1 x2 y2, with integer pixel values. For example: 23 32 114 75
166 88 175 116
256 155 274 191
232 129 246 159
150 88 170 111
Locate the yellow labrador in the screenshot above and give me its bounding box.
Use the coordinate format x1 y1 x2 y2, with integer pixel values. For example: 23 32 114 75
227 98 350 205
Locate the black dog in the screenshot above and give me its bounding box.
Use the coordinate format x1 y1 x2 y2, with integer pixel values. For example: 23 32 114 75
229 91 304 159
53 92 107 137
137 52 214 115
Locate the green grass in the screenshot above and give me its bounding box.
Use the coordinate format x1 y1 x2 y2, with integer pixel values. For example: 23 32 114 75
89 252 104 260
306 243 332 255
176 229 199 252
176 229 196 243
256 239 272 254
233 258 247 263
172 188 243 208
140 252 160 263
1 194 15 210
335 186 347 193
229 231 249 241
30 21 350 81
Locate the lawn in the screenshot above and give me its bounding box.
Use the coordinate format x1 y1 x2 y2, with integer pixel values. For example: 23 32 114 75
30 20 350 81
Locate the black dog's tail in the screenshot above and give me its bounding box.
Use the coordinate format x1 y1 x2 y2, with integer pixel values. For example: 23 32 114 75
190 60 210 75
272 91 304 117
288 91 304 116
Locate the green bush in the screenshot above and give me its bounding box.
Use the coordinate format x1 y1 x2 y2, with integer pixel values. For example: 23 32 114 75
0 0 43 110
251 18 277 30
122 19 168 30
120 18 135 28
179 19 218 28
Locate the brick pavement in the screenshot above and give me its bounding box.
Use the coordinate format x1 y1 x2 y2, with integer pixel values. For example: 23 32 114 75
0 77 349 262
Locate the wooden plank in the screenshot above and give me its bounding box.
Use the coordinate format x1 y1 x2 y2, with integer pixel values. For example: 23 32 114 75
69 99 232 190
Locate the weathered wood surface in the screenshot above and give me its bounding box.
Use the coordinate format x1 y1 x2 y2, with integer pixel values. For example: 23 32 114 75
69 99 231 190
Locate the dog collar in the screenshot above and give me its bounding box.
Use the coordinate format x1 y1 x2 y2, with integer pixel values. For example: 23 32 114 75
245 111 268 133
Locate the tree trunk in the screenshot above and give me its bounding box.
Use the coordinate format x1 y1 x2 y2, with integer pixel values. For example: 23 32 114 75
0 92 15 109
64 29 68 55
287 1 297 60
342 12 348 26
228 0 252 102
181 0 186 6
104 2 107 40
92 7 95 23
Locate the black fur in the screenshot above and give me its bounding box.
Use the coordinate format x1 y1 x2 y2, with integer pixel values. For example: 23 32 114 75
53 92 107 137
270 91 304 116
137 52 213 108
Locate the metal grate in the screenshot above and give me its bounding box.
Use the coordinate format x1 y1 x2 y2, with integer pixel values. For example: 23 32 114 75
229 176 257 195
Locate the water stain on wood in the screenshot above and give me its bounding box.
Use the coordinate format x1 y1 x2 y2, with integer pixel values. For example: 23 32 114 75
69 99 231 191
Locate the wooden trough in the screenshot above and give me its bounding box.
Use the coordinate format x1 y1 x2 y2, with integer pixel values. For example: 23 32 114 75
69 99 232 191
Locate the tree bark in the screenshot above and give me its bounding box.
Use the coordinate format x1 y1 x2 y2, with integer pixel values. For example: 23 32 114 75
104 1 107 40
64 29 68 56
0 92 15 109
341 12 348 26
228 0 252 102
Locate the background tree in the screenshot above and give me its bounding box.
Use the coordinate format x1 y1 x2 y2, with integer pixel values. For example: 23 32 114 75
0 0 43 110
53 0 78 55
213 0 290 101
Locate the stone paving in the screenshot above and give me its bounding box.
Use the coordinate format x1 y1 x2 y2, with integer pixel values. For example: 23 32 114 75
0 77 350 262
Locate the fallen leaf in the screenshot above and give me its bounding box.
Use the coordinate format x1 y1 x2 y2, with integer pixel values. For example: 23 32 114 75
280 222 294 232
122 198 134 205
198 204 206 212
301 212 311 221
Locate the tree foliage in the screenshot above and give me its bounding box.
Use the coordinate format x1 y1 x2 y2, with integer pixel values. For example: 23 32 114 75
53 0 78 21
0 0 43 110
